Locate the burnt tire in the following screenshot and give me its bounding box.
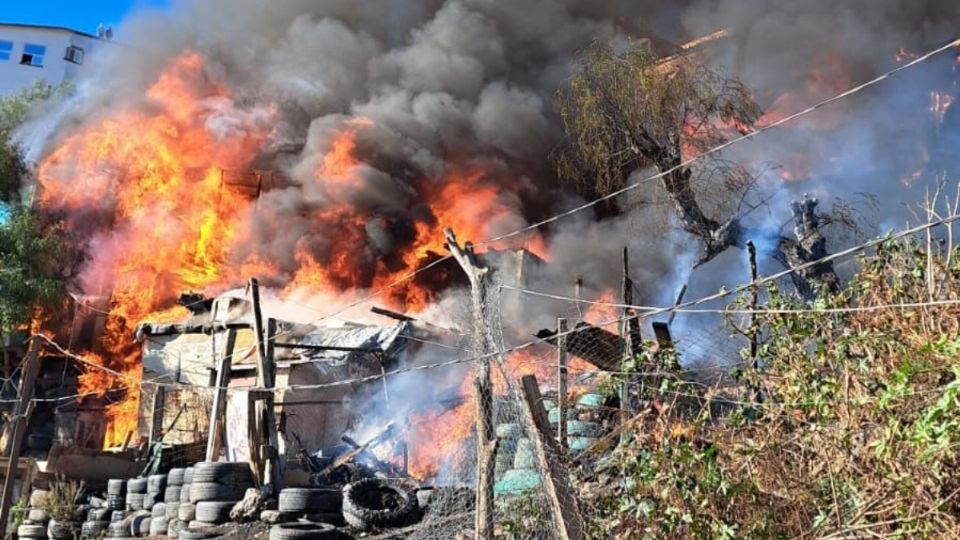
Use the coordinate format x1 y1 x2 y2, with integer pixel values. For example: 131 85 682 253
268 523 340 540
127 478 148 495
190 483 247 503
277 488 341 514
107 480 127 496
168 469 186 487
17 524 47 539
190 463 252 485
342 479 418 531
178 503 196 522
194 501 236 524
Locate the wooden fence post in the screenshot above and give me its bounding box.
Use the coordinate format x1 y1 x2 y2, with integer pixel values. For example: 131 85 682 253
444 228 497 540
205 329 237 462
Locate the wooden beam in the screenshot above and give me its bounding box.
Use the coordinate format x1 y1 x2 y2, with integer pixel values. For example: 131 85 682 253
261 318 280 493
247 279 268 487
0 337 41 539
519 375 585 540
205 328 237 461
149 387 166 447
315 422 396 480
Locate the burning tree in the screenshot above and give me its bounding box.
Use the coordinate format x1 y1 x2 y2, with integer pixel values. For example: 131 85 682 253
554 40 840 296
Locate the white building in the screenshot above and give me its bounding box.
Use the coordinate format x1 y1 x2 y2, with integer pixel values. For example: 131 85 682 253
0 23 108 95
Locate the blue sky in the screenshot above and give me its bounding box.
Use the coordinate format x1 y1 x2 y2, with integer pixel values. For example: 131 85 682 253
0 0 169 35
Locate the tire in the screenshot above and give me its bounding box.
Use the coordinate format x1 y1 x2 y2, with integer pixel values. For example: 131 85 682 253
81 520 109 538
577 393 604 409
27 508 48 522
190 483 247 504
180 485 191 503
144 492 157 510
127 478 148 495
48 519 79 540
165 485 181 503
183 468 194 485
107 479 127 496
148 475 168 493
168 469 186 487
194 502 236 524
107 494 125 511
342 479 419 531
301 513 345 527
153 502 167 518
150 517 169 536
177 528 220 540
131 515 152 537
277 488 341 514
495 422 523 439
567 436 598 453
110 511 125 523
126 493 145 511
268 523 339 540
178 503 196 522
166 502 180 520
190 463 252 485
566 420 603 437
107 520 131 538
187 521 217 530
167 519 183 539
17 524 46 539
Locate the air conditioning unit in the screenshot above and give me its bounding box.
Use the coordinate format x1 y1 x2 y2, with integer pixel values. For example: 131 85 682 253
64 45 84 65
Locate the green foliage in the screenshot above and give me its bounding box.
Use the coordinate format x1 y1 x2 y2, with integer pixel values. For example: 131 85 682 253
579 234 960 538
41 475 84 522
0 207 66 332
10 499 27 529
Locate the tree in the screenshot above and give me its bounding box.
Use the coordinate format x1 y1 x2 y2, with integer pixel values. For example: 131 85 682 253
554 41 839 296
0 81 72 332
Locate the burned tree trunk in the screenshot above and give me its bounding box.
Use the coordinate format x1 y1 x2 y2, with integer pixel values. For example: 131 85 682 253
444 228 499 540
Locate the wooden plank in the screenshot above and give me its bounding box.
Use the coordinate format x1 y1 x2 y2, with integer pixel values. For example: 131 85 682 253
0 337 41 539
315 422 396 480
149 386 165 447
205 328 237 461
519 375 585 540
247 279 268 487
261 318 280 493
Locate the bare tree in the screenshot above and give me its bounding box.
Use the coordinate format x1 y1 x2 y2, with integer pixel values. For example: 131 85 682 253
554 40 839 296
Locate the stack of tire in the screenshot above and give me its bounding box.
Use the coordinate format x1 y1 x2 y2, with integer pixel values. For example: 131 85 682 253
277 488 342 525
494 434 542 495
80 505 112 538
106 479 126 513
163 468 186 538
16 491 50 540
126 478 148 512
492 422 523 482
187 462 252 528
547 393 608 453
176 467 196 535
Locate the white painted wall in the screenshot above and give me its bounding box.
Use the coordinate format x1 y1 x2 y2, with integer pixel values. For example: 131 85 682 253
0 25 103 95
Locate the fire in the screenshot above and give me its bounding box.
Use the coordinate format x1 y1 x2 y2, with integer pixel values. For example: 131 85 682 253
931 91 955 126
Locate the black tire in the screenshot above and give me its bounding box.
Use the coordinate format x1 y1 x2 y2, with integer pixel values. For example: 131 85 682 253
269 523 339 540
127 478 148 495
278 488 342 514
178 503 196 522
150 517 169 536
342 479 418 531
180 485 191 503
107 479 127 496
132 515 152 537
301 514 345 527
17 524 47 539
164 485 181 503
190 483 247 504
194 501 236 524
190 463 252 485
177 528 220 540
168 469 186 487
166 502 180 520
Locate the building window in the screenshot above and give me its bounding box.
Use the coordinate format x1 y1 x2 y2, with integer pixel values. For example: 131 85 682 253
20 44 46 67
64 45 84 65
0 41 12 61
